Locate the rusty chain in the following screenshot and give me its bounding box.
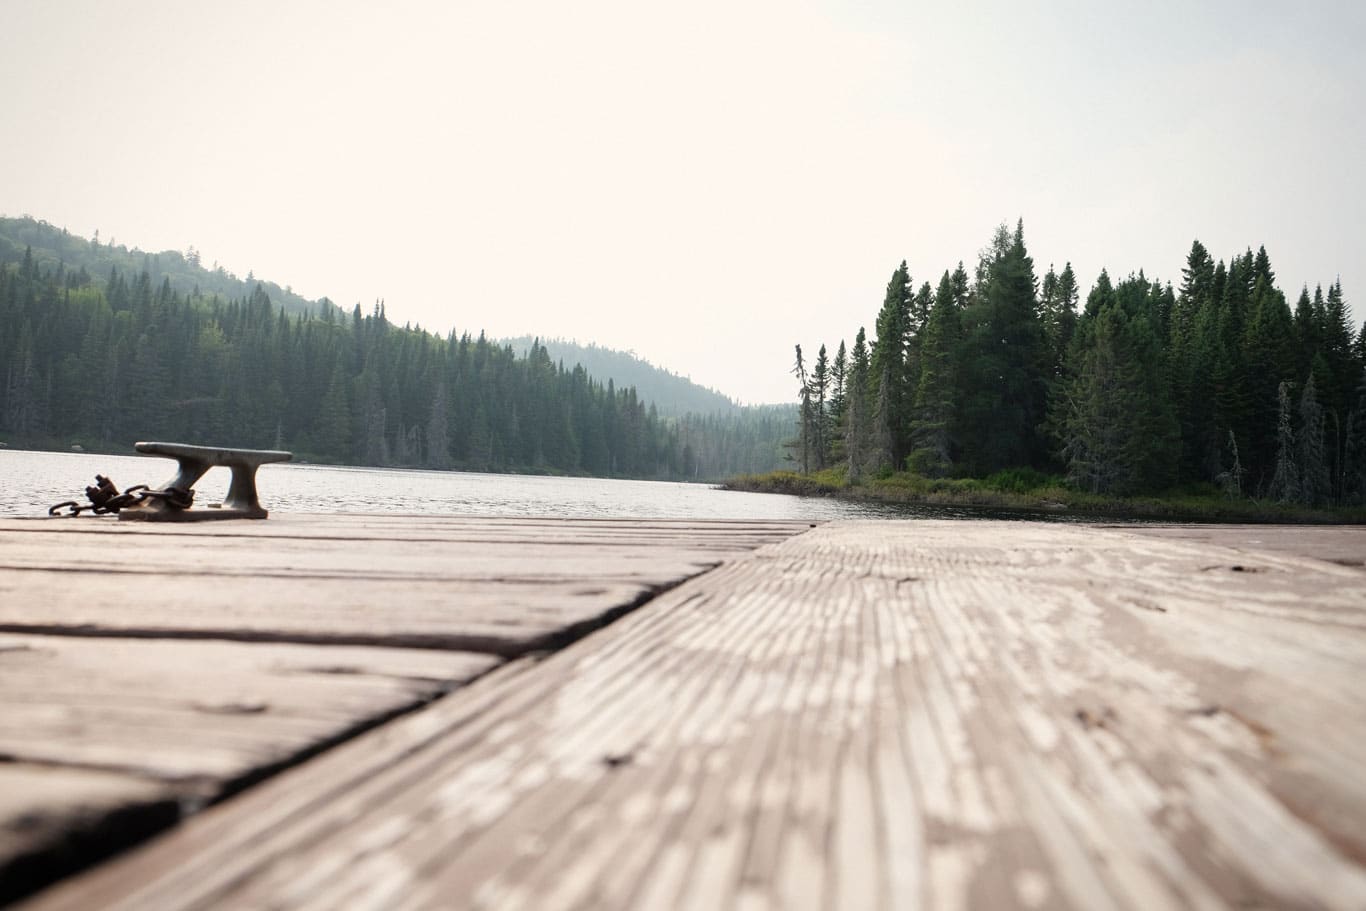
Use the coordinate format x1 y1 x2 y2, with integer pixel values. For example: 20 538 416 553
48 474 194 517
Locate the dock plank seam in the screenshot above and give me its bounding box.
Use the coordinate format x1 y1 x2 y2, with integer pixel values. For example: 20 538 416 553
0 519 812 905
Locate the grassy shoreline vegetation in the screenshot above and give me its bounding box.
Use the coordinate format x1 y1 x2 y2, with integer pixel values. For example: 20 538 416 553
724 467 1366 523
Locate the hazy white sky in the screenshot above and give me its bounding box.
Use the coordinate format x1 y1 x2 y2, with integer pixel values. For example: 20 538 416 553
4 1 1363 403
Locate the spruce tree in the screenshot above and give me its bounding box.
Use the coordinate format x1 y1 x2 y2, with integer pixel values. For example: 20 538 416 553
869 261 913 468
426 379 452 469
908 271 961 476
1343 368 1366 505
1039 262 1079 381
1297 373 1330 506
792 344 811 474
829 340 848 446
846 328 871 480
1240 273 1296 486
1058 283 1178 495
810 344 831 470
1267 382 1298 503
958 221 1048 474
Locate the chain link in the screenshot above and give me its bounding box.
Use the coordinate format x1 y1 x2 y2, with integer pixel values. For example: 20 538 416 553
49 475 193 517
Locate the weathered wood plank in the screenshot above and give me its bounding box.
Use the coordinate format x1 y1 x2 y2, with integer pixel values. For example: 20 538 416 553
0 635 499 781
0 572 671 654
1116 522 1366 570
0 516 810 902
0 766 178 907
0 514 812 543
25 520 1366 910
0 635 499 903
0 535 744 579
0 516 812 654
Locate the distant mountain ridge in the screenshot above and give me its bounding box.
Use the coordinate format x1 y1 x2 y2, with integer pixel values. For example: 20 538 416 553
0 215 751 417
0 215 330 317
503 336 740 418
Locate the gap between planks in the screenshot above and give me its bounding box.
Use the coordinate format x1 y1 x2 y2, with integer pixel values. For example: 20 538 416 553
21 520 1366 911
1 517 812 905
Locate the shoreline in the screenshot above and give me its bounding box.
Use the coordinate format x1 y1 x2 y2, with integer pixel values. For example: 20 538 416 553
723 470 1366 525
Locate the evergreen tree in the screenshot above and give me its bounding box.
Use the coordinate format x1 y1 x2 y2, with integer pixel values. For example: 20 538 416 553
1297 373 1330 506
957 221 1048 474
869 261 913 467
426 377 452 469
314 363 352 458
810 344 831 469
1343 368 1366 505
1293 287 1319 381
1267 382 1298 503
1039 262 1079 380
1058 284 1178 495
908 270 962 476
791 344 811 474
830 341 848 421
829 340 848 459
0 254 791 481
846 328 871 480
1240 271 1296 487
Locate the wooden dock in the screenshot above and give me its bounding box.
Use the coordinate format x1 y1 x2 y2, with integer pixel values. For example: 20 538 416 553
1 515 1364 909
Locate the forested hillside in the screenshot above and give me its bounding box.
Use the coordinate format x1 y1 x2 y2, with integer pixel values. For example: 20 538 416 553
503 336 738 417
791 222 1366 506
0 249 788 479
0 216 328 318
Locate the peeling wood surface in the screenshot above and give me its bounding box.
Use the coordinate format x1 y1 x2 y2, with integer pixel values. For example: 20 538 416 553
24 520 1366 911
0 515 808 904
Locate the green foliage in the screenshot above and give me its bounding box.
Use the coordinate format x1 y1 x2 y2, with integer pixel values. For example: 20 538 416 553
1057 275 1180 495
0 216 329 318
906 269 962 478
785 221 1363 508
0 256 791 480
956 221 1049 474
981 467 1060 494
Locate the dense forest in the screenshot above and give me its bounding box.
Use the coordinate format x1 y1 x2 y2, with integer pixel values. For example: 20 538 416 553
0 216 325 318
791 222 1366 506
0 248 790 480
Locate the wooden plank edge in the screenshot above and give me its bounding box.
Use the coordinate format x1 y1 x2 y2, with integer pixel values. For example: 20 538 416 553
0 571 695 658
4 551 754 903
0 768 182 909
15 656 551 911
0 646 509 907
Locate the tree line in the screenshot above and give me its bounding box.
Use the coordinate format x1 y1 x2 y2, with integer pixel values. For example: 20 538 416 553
0 249 788 479
791 222 1366 506
0 215 321 317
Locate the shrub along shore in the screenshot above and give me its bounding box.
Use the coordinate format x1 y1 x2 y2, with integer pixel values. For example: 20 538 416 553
723 468 1366 524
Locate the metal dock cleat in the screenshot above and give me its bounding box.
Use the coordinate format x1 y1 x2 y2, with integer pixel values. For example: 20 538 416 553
116 442 292 521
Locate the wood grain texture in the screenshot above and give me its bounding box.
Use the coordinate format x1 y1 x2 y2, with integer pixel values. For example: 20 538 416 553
0 516 809 901
24 520 1366 911
0 635 499 782
0 766 179 907
1115 522 1366 570
0 515 812 654
0 514 810 545
0 635 499 899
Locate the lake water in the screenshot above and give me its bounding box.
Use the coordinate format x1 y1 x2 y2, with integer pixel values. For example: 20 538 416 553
0 448 984 521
